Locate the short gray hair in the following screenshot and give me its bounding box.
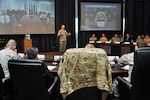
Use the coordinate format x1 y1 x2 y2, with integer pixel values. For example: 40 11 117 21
26 47 39 59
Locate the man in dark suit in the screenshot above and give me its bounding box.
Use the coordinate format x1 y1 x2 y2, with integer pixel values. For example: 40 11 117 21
124 33 133 43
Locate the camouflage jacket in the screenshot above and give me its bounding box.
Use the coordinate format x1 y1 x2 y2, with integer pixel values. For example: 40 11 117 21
0 48 20 78
57 29 69 42
58 48 113 96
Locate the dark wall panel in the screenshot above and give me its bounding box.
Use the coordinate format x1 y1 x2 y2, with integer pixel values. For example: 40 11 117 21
125 0 150 39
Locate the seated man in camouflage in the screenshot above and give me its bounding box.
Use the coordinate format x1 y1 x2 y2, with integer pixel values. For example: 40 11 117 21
58 48 113 100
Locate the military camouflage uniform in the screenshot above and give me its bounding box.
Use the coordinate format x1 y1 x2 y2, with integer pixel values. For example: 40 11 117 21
89 37 97 41
111 37 121 43
57 29 69 54
0 48 20 78
99 37 108 43
58 48 113 99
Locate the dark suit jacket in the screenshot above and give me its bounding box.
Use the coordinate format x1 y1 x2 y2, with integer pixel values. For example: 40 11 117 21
124 37 132 42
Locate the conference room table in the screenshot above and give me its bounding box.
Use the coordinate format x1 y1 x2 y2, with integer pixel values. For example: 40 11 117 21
38 56 128 78
39 58 60 63
49 67 128 77
90 42 135 56
48 67 128 80
43 58 128 78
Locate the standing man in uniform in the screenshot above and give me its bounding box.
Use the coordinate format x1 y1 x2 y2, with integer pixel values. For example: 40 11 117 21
57 24 71 54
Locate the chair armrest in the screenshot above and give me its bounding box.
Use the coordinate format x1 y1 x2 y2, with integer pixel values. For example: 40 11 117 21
2 76 11 84
48 76 59 94
117 76 132 90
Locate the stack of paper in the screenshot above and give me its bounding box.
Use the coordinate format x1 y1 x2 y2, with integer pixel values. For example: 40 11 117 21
47 65 57 70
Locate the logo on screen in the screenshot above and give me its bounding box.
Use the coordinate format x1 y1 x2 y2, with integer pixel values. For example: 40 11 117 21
95 11 107 27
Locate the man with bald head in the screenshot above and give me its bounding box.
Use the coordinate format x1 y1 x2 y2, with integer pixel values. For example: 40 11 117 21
85 43 95 48
0 39 20 78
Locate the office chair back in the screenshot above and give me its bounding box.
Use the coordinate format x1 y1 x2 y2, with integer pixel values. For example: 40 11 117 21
8 59 50 100
0 64 4 100
131 47 150 100
66 86 102 100
0 64 4 79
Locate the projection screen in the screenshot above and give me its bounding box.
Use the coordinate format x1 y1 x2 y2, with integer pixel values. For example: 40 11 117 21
80 2 122 31
0 0 55 35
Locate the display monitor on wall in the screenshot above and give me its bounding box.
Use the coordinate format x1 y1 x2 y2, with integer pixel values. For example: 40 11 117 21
0 0 55 35
80 2 122 31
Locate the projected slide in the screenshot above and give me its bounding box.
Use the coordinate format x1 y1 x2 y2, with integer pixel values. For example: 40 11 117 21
0 0 55 34
80 2 122 31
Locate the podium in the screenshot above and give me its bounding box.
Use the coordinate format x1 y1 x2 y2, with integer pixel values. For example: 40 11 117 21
24 39 32 53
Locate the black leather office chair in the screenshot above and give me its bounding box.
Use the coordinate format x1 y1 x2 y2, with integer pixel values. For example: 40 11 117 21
0 64 4 80
8 59 59 100
130 47 150 100
66 86 102 100
0 64 4 100
117 47 150 100
0 64 12 100
117 76 132 100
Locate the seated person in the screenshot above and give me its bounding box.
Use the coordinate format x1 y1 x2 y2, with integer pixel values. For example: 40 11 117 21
144 34 150 46
136 35 142 43
124 33 133 43
119 40 148 82
144 34 149 43
141 34 145 39
25 47 54 88
0 39 20 78
99 33 108 43
112 40 148 97
89 33 97 41
111 33 120 43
